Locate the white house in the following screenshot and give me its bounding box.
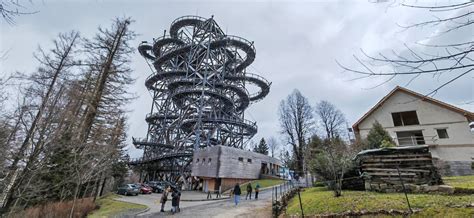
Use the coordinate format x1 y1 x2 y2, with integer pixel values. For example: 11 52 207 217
352 86 474 176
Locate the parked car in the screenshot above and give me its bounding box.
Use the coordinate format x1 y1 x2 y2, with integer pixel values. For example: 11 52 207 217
158 181 177 190
135 183 153 194
147 181 164 193
117 184 140 196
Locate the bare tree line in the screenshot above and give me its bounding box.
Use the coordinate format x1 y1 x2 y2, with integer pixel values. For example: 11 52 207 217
278 90 349 176
0 17 135 216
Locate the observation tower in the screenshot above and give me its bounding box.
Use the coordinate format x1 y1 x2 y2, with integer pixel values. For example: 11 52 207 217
130 16 270 183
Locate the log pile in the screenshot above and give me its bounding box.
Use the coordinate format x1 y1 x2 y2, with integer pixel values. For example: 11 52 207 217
355 145 443 192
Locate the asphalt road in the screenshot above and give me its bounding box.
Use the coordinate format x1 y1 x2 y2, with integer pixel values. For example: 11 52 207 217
142 189 274 218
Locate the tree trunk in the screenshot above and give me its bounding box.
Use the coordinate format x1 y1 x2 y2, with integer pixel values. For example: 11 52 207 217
69 182 80 218
2 34 78 211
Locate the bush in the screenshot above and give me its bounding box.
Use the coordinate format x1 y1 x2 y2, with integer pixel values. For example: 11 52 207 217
10 198 98 218
366 121 394 149
380 139 395 148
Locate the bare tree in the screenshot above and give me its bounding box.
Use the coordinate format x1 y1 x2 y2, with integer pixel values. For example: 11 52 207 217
308 137 355 197
1 17 135 216
315 100 346 139
2 31 80 210
267 136 279 158
0 0 38 25
77 17 135 144
338 1 473 97
278 89 315 176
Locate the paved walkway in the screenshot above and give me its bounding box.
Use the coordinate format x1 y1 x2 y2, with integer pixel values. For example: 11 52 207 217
116 189 273 217
115 191 226 215
149 189 272 217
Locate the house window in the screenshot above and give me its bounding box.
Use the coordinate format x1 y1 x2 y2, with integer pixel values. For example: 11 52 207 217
437 129 449 139
247 158 252 163
392 111 420 126
238 157 244 162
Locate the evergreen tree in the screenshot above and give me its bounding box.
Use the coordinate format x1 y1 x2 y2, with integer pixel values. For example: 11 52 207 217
366 121 394 149
253 138 269 155
280 149 295 169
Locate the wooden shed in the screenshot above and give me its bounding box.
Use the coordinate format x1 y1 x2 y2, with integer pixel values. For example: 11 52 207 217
355 145 443 192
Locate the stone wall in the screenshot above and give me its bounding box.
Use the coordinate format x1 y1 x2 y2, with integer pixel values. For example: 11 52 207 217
365 182 455 194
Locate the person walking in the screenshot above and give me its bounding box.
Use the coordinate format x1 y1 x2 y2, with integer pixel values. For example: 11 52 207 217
255 183 260 200
245 183 252 200
233 183 241 206
160 186 170 212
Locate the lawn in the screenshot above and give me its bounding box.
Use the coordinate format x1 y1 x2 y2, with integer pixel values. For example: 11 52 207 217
286 176 474 217
242 179 286 190
87 193 147 218
444 175 474 189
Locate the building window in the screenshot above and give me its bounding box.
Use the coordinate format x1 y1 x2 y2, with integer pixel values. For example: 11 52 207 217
437 129 449 139
392 111 420 126
247 158 252 163
238 157 244 162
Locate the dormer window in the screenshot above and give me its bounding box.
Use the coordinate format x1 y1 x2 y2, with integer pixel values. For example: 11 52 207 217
392 111 419 126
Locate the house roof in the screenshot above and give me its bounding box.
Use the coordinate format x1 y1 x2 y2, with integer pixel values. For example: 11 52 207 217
352 86 474 132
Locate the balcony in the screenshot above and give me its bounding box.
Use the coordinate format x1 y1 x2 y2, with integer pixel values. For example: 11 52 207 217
394 131 438 147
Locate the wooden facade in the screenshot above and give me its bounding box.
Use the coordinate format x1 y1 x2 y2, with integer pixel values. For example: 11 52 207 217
191 146 282 191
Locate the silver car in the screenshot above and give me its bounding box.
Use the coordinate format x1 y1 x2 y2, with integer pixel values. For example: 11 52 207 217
117 184 140 196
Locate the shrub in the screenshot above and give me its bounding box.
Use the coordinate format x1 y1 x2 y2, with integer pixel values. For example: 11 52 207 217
10 198 97 218
380 139 395 148
366 121 394 149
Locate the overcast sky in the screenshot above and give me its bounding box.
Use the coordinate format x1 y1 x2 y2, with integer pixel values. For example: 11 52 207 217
1 0 472 158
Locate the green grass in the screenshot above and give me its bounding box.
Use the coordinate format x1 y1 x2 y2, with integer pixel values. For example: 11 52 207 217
87 193 147 218
286 186 474 217
444 175 474 189
241 179 285 190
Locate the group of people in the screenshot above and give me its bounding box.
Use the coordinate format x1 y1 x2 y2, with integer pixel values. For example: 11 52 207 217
159 182 261 212
159 186 181 214
232 182 260 206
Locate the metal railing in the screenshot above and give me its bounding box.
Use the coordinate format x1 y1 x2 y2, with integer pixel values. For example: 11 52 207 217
271 180 300 217
395 135 438 146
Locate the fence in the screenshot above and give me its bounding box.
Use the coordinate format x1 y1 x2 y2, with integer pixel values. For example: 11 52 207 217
271 180 303 217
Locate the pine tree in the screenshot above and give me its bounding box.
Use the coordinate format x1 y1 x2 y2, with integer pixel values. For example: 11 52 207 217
253 138 269 155
366 121 394 149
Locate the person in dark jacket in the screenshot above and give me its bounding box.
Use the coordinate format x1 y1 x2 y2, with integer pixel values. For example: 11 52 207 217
177 189 181 212
245 183 252 200
233 183 241 206
171 189 179 214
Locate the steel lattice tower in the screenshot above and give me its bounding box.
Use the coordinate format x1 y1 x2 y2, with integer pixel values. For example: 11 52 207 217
131 16 270 182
